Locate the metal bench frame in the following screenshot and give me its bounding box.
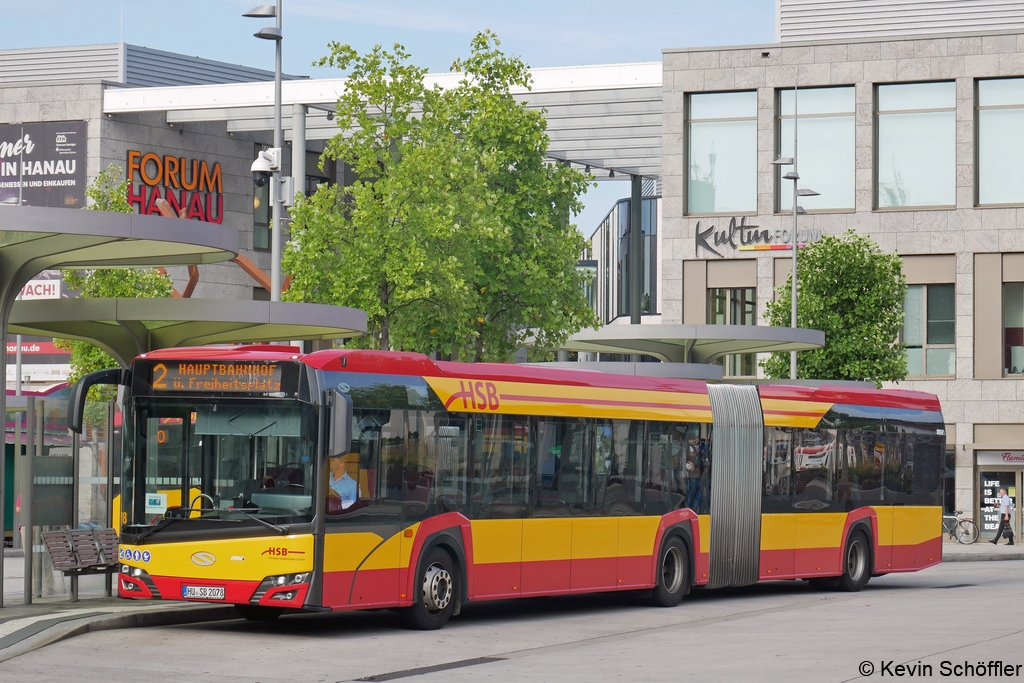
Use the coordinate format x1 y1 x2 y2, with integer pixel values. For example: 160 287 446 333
41 528 119 601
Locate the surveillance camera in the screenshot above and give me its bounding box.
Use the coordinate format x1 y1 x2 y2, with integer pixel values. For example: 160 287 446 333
251 154 272 186
251 148 280 187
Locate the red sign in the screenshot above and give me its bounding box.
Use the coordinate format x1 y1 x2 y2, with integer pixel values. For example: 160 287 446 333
5 341 65 355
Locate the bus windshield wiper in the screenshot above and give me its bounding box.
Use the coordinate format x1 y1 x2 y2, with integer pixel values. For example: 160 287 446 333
228 508 288 535
132 516 185 544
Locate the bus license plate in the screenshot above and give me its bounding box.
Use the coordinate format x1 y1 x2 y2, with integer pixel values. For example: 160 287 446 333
182 585 225 600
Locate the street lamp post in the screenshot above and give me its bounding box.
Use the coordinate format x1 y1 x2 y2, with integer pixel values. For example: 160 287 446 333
245 2 284 302
772 81 819 380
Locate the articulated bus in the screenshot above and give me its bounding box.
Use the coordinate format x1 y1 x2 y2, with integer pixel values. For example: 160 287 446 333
69 345 944 629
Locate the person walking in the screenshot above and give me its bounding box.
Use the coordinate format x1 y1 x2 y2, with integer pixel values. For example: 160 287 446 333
990 487 1015 546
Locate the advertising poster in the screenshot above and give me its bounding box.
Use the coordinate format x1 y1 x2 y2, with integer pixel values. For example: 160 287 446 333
0 121 87 208
979 471 1017 540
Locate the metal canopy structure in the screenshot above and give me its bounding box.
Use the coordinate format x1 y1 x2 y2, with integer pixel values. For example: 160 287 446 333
102 62 663 178
9 298 367 366
0 205 238 606
561 324 826 364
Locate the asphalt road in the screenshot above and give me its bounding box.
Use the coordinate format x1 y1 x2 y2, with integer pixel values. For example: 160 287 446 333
4 561 1023 682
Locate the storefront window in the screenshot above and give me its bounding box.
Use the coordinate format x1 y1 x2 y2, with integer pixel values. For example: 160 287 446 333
778 86 855 211
978 78 1024 205
876 82 956 208
708 287 756 376
903 284 955 376
687 91 757 214
1004 283 1024 375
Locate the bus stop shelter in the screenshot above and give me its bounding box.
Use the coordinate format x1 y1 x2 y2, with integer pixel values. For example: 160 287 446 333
560 324 826 364
9 298 367 366
0 204 239 606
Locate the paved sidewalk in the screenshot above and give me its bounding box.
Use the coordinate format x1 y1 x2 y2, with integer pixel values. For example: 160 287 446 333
1 548 236 663
942 538 1024 562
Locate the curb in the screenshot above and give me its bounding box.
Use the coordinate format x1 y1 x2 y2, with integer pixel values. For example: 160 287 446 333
0 604 237 664
942 551 1024 562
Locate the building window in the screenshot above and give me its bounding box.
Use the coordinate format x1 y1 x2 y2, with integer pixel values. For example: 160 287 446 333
876 82 956 209
687 91 757 215
903 284 955 376
253 144 270 251
978 78 1024 206
708 287 756 376
777 86 855 212
1003 282 1024 375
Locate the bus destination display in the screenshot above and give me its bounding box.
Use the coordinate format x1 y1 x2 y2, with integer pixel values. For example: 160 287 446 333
150 361 283 393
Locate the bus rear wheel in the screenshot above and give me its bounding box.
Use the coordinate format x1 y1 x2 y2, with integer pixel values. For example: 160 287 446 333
650 537 689 607
838 530 871 592
400 548 458 630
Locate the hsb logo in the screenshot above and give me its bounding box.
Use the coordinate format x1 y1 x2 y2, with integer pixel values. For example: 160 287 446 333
452 381 500 411
262 546 304 557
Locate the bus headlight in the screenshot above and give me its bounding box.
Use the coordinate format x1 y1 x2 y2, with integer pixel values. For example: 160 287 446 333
251 572 310 603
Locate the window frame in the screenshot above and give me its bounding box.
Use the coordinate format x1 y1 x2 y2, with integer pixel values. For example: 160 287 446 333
902 283 956 378
975 77 1024 208
685 90 759 217
873 81 957 212
707 286 757 377
774 85 857 214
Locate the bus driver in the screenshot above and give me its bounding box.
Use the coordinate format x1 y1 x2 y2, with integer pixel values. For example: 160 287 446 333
328 452 362 510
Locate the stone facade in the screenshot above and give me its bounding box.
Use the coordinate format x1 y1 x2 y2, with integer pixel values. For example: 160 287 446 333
661 29 1024 528
0 79 294 301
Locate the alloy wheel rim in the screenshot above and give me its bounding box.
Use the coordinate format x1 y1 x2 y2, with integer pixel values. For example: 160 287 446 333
847 540 866 580
422 562 452 613
663 546 684 593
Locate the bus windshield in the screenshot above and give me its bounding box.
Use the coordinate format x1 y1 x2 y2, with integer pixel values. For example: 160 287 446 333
122 397 318 531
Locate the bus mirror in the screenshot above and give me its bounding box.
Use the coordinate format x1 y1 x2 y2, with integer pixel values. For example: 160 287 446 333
328 389 353 457
68 368 130 434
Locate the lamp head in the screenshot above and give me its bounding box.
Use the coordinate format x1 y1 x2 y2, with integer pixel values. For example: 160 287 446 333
243 4 276 17
772 156 794 166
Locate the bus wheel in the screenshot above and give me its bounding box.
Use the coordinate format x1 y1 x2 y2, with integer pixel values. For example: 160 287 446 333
650 536 689 607
235 605 283 621
838 530 871 592
400 548 458 630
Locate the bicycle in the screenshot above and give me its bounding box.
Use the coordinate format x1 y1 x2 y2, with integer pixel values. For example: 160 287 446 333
942 510 980 544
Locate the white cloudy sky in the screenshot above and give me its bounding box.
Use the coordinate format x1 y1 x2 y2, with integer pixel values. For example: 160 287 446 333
5 0 775 234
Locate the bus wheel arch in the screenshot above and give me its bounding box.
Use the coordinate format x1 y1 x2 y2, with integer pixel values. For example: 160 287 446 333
401 531 465 629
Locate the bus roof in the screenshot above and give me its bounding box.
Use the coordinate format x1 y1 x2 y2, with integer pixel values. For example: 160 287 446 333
139 347 941 413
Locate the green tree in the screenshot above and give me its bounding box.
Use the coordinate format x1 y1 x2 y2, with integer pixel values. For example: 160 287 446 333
761 231 907 386
55 164 173 398
283 32 597 361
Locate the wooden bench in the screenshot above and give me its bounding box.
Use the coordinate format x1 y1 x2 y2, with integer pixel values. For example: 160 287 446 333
41 528 120 578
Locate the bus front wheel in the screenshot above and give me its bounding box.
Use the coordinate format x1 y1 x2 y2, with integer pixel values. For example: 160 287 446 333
650 536 689 607
400 548 458 630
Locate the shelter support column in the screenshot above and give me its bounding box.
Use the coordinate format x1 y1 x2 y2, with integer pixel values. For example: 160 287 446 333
291 104 306 207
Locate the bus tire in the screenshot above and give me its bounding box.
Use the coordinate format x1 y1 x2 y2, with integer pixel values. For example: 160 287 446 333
838 530 871 592
650 536 689 607
399 547 458 630
235 605 283 621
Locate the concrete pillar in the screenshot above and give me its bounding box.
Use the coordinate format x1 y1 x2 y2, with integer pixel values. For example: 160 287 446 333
291 104 307 202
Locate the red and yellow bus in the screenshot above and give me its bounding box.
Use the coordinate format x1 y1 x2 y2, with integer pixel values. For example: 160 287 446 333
71 346 944 629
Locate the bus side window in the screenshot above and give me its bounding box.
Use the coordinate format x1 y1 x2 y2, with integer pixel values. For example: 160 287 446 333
763 426 793 513
534 417 587 516
642 422 685 515
595 420 642 516
793 428 835 510
471 414 530 519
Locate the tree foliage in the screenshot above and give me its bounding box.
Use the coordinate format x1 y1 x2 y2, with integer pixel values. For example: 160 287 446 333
283 32 598 361
55 164 173 399
761 231 907 386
